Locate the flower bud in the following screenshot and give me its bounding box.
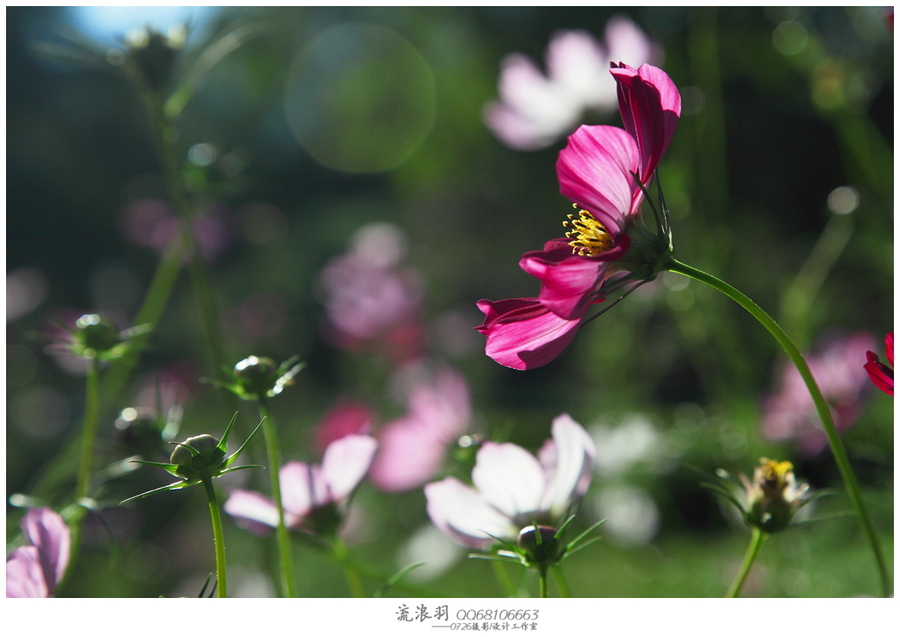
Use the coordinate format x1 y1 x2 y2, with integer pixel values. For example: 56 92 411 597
74 314 120 357
125 27 183 93
115 407 166 457
232 356 280 399
170 434 223 480
517 525 560 569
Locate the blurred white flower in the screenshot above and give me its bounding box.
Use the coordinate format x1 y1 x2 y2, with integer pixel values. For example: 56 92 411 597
592 484 660 546
424 414 595 550
590 413 664 477
484 16 657 150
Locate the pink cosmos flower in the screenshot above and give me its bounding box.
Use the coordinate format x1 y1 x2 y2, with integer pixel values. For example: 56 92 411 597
368 368 471 492
484 17 656 150
424 414 595 550
762 332 877 456
224 434 377 536
6 508 71 598
316 222 424 363
314 401 374 454
477 63 681 370
864 332 893 396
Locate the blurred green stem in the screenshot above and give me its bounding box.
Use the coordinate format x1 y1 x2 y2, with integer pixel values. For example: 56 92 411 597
492 560 516 597
726 527 767 598
779 214 853 349
202 476 228 598
257 399 297 597
331 535 365 598
551 566 569 598
143 87 227 378
537 566 549 598
665 257 891 598
62 357 101 589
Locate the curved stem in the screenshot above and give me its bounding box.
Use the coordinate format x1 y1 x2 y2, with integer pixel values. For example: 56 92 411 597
666 257 891 597
202 477 227 598
331 535 365 598
726 527 767 598
257 400 296 597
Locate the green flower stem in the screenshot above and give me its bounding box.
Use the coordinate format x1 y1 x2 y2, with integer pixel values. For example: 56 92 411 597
58 358 102 593
666 257 891 597
98 232 185 417
202 476 228 598
331 535 365 598
142 87 227 378
257 399 296 597
492 560 516 597
726 526 767 598
551 566 569 598
538 566 549 598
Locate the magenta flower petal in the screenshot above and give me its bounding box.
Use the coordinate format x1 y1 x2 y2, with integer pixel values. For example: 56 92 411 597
20 507 69 594
521 237 631 319
610 62 681 185
886 332 894 366
476 298 584 370
321 434 377 502
472 442 546 519
556 125 642 230
424 477 517 550
864 335 894 396
6 546 49 598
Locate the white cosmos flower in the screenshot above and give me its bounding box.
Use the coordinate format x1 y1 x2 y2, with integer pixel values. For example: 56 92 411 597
424 414 595 549
484 16 656 150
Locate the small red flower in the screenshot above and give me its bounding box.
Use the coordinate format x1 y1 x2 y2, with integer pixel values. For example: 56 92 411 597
864 332 894 396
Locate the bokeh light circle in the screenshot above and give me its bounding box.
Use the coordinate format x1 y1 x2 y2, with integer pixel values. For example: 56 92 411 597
284 23 436 173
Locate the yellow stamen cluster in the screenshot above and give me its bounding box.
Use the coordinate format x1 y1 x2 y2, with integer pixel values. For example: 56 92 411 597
758 458 793 492
563 206 614 257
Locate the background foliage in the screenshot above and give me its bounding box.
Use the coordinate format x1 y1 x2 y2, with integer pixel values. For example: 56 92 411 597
6 6 893 597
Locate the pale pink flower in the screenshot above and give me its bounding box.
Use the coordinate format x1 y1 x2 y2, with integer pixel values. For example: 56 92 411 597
762 332 877 456
369 368 471 492
424 414 595 549
484 16 656 150
6 508 71 598
224 434 377 536
316 222 423 361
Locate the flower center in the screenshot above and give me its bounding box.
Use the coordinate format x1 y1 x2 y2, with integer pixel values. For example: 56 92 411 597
759 458 793 490
563 207 614 257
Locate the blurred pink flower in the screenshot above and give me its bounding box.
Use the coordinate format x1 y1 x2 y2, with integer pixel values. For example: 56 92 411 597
424 414 595 549
317 222 424 362
864 332 893 396
477 63 681 369
485 16 657 150
369 368 471 492
224 434 377 536
121 198 231 262
762 332 878 456
315 401 374 454
6 508 71 598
